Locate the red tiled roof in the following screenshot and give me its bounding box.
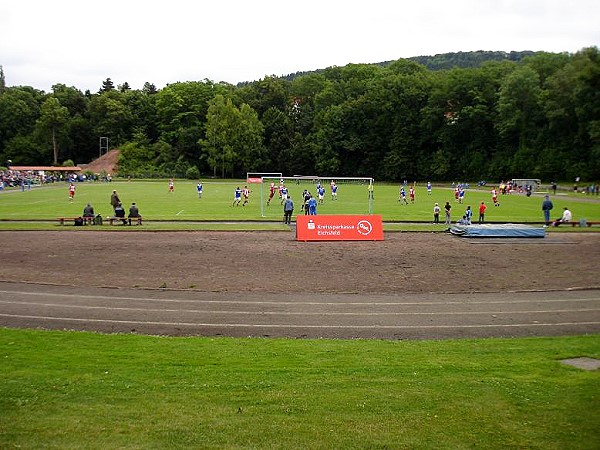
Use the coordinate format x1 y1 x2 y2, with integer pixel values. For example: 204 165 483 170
9 166 82 172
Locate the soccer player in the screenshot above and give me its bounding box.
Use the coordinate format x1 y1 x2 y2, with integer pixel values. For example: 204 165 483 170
458 187 465 204
267 182 276 206
68 182 76 201
331 182 338 200
426 181 432 195
409 186 415 203
280 185 288 205
491 187 500 206
317 185 325 204
242 185 251 206
232 186 242 206
398 186 408 205
168 179 174 193
197 181 203 199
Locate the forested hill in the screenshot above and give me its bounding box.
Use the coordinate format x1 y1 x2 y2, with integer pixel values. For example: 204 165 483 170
280 51 540 81
406 50 538 70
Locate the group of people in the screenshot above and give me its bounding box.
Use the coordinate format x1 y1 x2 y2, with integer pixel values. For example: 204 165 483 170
542 195 572 227
109 190 141 225
433 201 488 225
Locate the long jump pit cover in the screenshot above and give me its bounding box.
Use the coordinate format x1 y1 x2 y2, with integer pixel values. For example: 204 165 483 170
450 223 546 238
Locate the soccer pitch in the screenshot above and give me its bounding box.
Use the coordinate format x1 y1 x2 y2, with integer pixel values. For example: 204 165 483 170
1 179 598 223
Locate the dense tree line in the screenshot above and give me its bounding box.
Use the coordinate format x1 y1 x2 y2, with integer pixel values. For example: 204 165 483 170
0 48 598 181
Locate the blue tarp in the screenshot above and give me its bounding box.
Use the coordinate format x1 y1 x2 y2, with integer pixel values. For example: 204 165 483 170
450 223 546 238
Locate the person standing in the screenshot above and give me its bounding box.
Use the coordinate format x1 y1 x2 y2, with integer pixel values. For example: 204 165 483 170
444 201 452 225
168 179 175 193
110 190 120 211
68 182 76 201
478 201 487 224
308 195 317 215
427 181 432 195
541 195 553 226
197 181 203 199
433 203 441 224
283 195 294 224
465 205 473 225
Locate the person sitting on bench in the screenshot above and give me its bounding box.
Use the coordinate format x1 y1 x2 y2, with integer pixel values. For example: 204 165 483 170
114 202 127 224
553 207 572 227
128 202 141 225
82 203 95 222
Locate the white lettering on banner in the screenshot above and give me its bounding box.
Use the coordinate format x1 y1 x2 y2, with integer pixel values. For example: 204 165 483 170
317 230 341 236
357 220 373 236
317 224 355 230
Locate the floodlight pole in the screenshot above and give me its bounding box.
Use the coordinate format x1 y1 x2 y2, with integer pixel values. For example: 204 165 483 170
99 137 109 158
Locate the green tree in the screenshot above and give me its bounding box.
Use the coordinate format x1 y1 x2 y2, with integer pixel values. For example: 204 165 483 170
35 97 69 165
200 95 265 178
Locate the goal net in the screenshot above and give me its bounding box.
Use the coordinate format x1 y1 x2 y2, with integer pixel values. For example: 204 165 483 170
260 176 374 218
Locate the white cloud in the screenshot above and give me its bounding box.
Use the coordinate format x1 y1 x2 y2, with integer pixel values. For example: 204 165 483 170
1 0 598 92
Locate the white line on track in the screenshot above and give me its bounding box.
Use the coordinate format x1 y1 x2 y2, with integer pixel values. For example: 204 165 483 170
0 300 598 316
1 313 599 330
1 290 599 307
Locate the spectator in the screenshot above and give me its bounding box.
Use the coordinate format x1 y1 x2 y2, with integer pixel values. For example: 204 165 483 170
114 202 127 224
553 207 572 227
128 202 141 225
541 195 553 227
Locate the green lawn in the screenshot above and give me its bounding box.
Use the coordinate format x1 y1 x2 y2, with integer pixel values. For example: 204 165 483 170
1 180 599 225
1 328 598 449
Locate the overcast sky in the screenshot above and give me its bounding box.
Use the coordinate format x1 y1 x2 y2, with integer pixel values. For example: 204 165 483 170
1 0 598 93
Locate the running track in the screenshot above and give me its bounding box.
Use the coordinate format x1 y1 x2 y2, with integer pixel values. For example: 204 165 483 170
0 281 599 339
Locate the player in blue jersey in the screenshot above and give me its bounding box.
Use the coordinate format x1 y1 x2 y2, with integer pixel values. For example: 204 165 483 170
280 185 288 205
331 182 338 200
197 181 203 199
317 185 325 204
398 185 408 205
427 181 432 195
232 186 242 206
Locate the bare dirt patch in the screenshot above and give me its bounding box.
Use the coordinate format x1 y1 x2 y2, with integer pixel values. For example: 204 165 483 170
1 231 598 294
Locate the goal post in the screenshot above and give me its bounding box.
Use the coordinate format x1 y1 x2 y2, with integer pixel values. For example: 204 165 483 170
259 176 375 218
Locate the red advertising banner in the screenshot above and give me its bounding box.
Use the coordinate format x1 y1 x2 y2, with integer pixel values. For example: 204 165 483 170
296 215 384 241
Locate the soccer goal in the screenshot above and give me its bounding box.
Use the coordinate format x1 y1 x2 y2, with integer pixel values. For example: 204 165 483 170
259 176 374 218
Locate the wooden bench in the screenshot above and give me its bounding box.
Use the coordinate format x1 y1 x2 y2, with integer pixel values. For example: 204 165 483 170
57 216 94 225
109 216 142 225
570 221 600 227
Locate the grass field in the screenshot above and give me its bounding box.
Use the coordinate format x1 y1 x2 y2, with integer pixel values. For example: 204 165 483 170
1 179 599 225
1 328 598 449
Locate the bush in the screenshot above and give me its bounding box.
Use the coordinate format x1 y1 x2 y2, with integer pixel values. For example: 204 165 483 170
185 166 200 180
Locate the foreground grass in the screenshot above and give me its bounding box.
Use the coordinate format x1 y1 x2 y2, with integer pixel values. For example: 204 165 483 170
1 328 598 449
